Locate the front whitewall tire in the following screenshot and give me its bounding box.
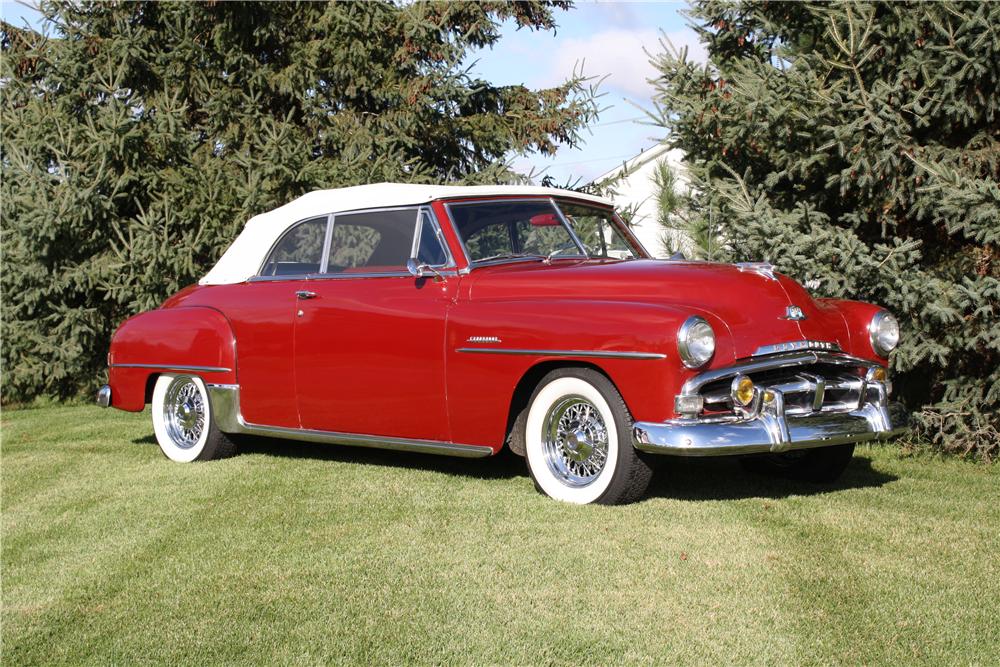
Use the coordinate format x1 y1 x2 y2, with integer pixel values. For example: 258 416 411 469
523 368 653 505
526 377 619 504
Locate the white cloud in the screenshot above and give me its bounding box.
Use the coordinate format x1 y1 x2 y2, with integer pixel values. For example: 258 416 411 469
542 28 706 100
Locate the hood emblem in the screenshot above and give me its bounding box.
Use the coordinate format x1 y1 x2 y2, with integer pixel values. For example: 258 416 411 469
783 305 806 321
753 340 840 356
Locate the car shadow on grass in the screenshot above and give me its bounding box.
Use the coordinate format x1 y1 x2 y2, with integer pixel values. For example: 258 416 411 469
133 433 898 497
645 454 898 501
229 434 529 481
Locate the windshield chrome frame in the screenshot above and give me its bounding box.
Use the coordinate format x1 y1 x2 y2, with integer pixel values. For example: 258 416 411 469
444 196 647 269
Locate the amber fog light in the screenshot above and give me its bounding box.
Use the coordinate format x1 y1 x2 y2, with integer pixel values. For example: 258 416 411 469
731 375 755 407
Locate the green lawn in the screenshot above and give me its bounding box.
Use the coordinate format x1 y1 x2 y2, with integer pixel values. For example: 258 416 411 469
2 405 997 665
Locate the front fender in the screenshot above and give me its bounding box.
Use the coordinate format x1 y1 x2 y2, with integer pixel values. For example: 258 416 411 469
107 306 238 411
817 298 889 364
445 298 706 449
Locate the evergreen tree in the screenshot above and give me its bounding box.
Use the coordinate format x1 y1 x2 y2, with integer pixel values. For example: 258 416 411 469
1 1 599 403
652 1 999 460
650 160 705 258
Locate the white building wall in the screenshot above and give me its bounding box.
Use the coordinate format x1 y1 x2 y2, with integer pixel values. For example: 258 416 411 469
591 144 689 258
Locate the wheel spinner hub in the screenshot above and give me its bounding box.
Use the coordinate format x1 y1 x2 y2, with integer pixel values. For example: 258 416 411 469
563 429 594 462
178 401 198 429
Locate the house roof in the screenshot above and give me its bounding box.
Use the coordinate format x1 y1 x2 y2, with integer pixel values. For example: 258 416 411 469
591 143 675 186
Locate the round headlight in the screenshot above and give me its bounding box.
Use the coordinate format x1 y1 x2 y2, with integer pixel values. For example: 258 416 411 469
677 316 716 368
868 310 899 357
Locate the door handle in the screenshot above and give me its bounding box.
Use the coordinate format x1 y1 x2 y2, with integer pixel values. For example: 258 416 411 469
296 290 317 300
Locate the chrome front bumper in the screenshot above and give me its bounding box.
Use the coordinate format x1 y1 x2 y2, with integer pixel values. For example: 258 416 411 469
633 352 904 457
634 409 902 457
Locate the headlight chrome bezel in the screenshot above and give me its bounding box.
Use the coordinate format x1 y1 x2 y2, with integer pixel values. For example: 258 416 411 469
677 316 716 369
868 310 900 357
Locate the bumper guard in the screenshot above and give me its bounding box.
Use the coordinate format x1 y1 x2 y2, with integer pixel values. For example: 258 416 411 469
97 384 112 408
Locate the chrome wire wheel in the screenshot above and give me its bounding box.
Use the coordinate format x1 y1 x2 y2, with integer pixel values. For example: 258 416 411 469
541 395 609 487
163 376 206 450
152 374 235 463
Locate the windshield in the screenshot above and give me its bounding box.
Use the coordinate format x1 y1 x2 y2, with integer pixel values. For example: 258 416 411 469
449 199 641 264
449 200 583 262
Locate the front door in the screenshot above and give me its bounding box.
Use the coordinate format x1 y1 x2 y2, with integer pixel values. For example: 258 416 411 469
293 206 456 441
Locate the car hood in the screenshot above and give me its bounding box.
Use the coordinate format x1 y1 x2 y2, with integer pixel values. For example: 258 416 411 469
464 259 850 361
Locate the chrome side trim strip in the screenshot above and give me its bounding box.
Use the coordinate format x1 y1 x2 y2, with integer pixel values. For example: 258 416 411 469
206 384 493 459
249 270 461 283
455 348 666 360
111 363 232 373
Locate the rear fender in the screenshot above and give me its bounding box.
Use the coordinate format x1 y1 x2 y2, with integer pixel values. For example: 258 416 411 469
107 307 237 411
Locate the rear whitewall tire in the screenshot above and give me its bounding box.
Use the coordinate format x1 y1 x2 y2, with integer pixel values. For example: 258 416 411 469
524 369 653 505
151 374 237 462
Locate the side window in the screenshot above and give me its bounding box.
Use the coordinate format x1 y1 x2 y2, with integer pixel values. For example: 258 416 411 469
325 208 447 274
559 203 637 259
260 217 327 276
327 219 383 271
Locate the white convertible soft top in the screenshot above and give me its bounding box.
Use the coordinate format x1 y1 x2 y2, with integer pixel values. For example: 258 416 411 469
200 183 613 285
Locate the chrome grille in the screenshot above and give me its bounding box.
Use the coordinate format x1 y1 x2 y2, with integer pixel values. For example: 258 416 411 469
699 364 866 416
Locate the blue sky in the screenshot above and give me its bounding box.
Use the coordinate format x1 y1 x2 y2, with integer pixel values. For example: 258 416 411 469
0 1 40 29
1 0 701 185
470 1 702 185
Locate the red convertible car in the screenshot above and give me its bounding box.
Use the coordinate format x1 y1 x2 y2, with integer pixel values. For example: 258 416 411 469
99 184 902 504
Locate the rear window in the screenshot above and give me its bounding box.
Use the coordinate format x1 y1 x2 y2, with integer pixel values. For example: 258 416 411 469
260 217 327 276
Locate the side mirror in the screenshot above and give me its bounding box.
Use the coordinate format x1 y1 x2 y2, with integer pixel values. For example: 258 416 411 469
406 258 445 282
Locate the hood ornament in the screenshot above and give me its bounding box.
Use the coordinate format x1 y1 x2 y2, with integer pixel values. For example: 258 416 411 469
783 305 806 321
735 262 777 281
